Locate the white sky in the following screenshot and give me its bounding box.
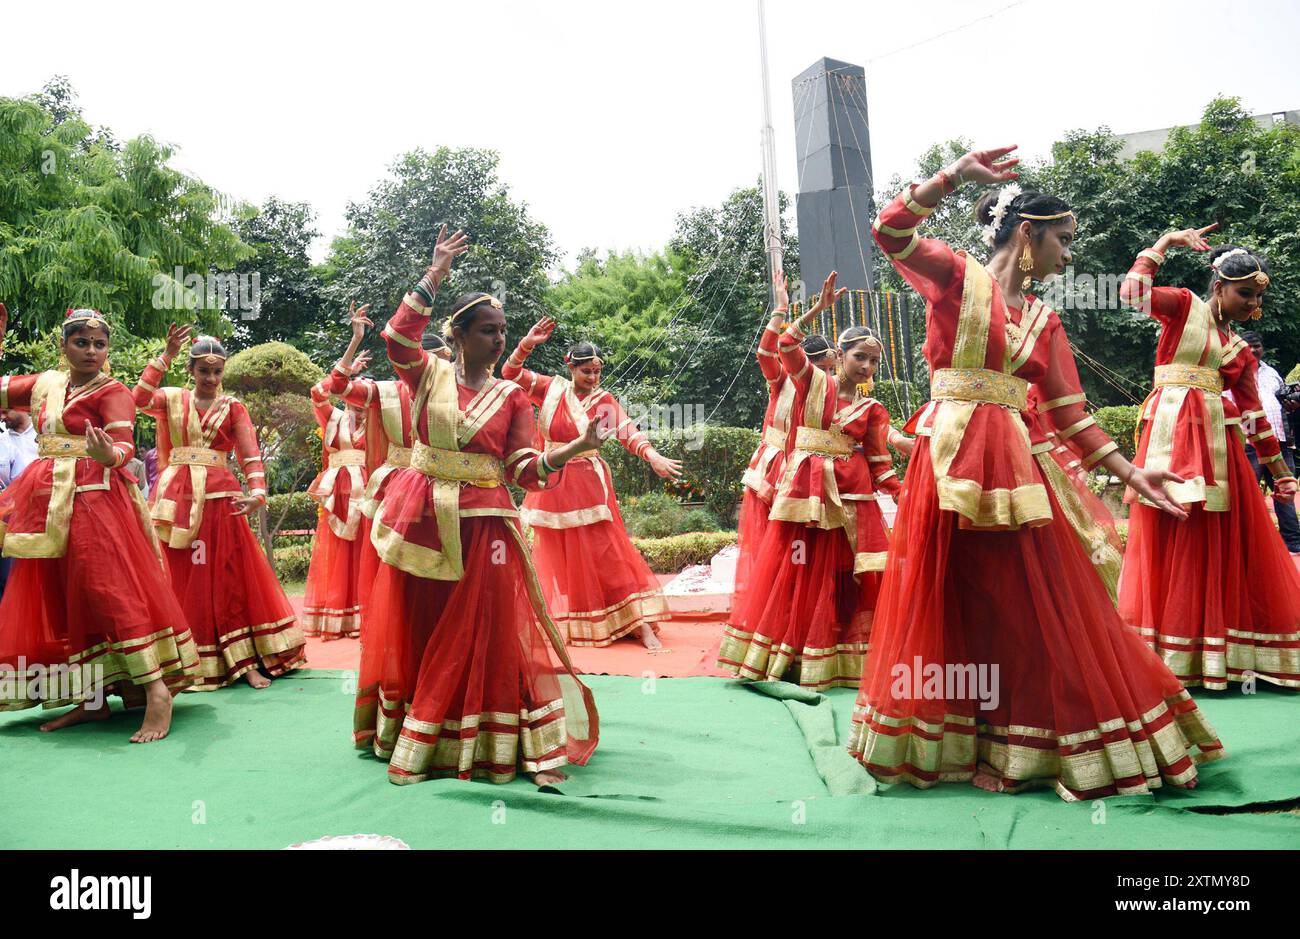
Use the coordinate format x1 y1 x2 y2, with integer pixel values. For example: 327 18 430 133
3 0 1299 270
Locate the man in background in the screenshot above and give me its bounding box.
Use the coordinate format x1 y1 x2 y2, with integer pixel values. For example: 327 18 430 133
0 407 39 595
1241 331 1300 556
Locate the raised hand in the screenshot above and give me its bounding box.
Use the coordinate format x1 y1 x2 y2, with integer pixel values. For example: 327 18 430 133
430 224 470 282
164 323 195 359
801 271 848 326
349 302 374 340
579 411 616 451
525 316 557 349
951 145 1021 186
772 271 790 313
1159 223 1218 253
84 425 118 467
349 350 373 375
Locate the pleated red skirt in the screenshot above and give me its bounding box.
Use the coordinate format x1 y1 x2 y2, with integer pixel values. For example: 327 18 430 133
302 515 367 640
161 500 305 689
727 487 770 631
848 437 1224 802
1120 438 1300 689
0 474 199 709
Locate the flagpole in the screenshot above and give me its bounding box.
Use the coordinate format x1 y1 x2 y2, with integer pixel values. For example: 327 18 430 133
757 0 784 301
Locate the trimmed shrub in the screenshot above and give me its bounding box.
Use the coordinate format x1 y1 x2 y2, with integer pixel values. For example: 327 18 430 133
274 542 313 582
603 424 760 520
632 531 738 574
1094 405 1141 460
266 491 320 534
623 491 687 539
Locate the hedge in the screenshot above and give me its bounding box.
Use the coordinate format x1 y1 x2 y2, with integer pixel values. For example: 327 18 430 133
274 541 313 582
603 425 759 519
630 531 738 574
266 491 320 533
1094 405 1141 461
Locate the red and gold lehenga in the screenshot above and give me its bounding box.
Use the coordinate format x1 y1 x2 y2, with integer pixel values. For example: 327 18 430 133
132 354 304 689
0 371 199 709
847 186 1223 801
1119 249 1300 688
322 366 414 614
718 330 899 690
302 375 369 640
499 360 668 646
728 313 797 636
353 287 599 784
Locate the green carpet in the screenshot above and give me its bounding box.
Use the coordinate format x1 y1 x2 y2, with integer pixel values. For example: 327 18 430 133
0 673 1296 849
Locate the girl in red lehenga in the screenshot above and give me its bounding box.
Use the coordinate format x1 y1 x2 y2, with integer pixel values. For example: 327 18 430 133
1119 232 1300 689
501 321 680 649
719 272 900 690
849 147 1224 801
302 331 371 641
131 327 305 690
0 307 198 742
319 304 453 611
356 226 601 785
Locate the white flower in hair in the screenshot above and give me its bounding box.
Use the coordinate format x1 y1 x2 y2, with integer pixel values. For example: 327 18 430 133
1211 247 1249 271
981 183 1023 248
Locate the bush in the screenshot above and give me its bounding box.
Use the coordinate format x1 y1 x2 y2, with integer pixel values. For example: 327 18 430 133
872 379 921 419
603 424 760 519
632 531 738 574
266 491 320 534
274 541 313 582
1094 405 1141 460
680 508 723 533
623 491 687 539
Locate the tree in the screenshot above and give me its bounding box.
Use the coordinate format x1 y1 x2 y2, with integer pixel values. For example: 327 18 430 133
319 147 557 373
0 79 251 349
227 197 328 351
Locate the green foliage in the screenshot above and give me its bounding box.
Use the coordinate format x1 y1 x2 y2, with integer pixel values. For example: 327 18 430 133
265 491 321 534
1093 405 1141 460
603 425 759 520
320 147 557 376
631 531 738 574
273 541 313 582
622 491 687 539
680 508 724 533
228 197 328 351
0 80 250 340
223 342 324 494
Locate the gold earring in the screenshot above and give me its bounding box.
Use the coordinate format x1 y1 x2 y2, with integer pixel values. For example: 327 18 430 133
1251 308 1263 320
1019 243 1034 290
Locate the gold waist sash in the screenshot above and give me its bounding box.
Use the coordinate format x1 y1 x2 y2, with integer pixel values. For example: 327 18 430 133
329 449 366 469
386 445 412 468
931 368 1029 411
763 425 788 450
795 426 854 458
37 434 89 459
1154 364 1223 394
170 446 226 468
410 443 503 488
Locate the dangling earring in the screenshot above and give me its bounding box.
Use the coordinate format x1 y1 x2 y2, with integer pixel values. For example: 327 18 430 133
1019 243 1035 291
858 378 875 397
1251 308 1263 320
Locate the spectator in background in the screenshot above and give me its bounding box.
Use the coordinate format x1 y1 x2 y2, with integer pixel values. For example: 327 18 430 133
143 446 160 494
1240 331 1300 555
0 407 39 595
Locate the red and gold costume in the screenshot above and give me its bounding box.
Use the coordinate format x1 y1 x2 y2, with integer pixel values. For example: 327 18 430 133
322 366 414 611
718 330 898 690
302 375 369 640
1119 249 1300 688
353 285 599 785
1024 388 1125 603
133 353 305 689
500 357 668 646
728 314 797 635
846 186 1223 801
0 370 199 708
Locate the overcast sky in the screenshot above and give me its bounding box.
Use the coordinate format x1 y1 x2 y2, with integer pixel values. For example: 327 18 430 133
3 0 1299 270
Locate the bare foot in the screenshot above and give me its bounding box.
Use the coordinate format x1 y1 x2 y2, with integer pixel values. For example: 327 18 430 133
532 769 568 786
639 624 663 651
971 769 1003 793
130 681 174 744
39 702 111 732
244 670 271 689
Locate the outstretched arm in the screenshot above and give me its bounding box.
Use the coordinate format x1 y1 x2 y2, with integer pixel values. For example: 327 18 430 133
229 401 270 515
756 270 790 384
134 323 193 416
1120 225 1217 321
384 225 469 389
501 316 556 405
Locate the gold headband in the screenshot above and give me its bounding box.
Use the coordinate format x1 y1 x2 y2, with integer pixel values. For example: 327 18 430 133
838 329 883 350
1018 210 1075 222
450 294 503 321
1219 267 1271 289
191 353 226 365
